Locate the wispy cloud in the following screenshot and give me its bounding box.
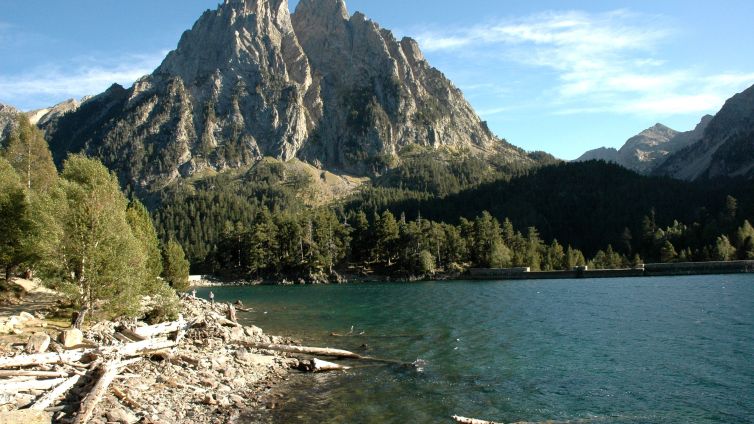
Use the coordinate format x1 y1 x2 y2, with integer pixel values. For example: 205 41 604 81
414 10 754 117
0 52 166 110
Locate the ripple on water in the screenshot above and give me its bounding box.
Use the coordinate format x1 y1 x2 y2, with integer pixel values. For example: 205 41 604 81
201 275 754 424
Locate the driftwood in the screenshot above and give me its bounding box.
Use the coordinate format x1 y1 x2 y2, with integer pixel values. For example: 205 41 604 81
309 358 351 372
241 342 407 365
0 370 70 378
73 360 122 424
0 350 93 369
0 377 67 395
452 416 503 424
129 317 188 339
243 342 363 359
29 374 81 410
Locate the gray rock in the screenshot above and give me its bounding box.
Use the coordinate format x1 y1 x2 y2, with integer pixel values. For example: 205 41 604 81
43 0 531 194
105 407 139 424
25 332 51 354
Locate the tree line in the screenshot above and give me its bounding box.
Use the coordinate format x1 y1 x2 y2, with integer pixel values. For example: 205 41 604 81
0 117 189 322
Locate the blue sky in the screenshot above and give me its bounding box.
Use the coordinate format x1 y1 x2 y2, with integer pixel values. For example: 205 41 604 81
1 0 754 159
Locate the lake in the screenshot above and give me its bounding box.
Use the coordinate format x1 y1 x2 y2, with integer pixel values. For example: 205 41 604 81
198 275 754 423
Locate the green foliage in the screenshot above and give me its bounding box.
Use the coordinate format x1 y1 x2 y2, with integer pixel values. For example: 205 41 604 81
162 240 190 292
0 158 36 279
44 155 148 317
714 235 736 261
659 240 678 263
127 199 163 282
2 116 58 192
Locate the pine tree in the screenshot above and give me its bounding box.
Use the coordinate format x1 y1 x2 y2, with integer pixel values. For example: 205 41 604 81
714 235 736 261
374 210 399 266
659 240 678 263
0 158 36 281
163 240 190 292
126 199 163 283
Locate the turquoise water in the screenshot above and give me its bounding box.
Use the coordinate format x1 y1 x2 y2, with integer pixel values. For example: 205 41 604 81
199 275 754 423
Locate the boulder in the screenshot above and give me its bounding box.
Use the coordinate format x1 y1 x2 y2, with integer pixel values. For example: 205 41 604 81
25 332 51 354
105 407 139 424
58 328 83 348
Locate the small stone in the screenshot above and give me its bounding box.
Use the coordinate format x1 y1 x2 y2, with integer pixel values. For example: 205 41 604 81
201 394 217 405
58 328 83 348
229 326 246 342
243 325 263 338
25 332 51 354
229 394 245 406
105 407 138 424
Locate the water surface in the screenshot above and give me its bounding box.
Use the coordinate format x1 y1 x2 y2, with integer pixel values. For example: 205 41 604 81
200 275 754 423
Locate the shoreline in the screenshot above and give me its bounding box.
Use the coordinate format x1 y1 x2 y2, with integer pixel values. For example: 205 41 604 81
189 260 754 287
0 284 301 423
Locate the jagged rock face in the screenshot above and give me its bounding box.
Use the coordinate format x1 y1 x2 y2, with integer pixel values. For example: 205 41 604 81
0 104 21 143
655 84 754 180
575 119 711 174
292 0 514 171
27 98 84 128
45 0 523 191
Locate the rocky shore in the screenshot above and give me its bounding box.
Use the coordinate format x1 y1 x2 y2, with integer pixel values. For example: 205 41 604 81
0 293 299 424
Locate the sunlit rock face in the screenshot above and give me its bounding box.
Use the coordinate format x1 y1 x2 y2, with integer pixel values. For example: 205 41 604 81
44 0 528 191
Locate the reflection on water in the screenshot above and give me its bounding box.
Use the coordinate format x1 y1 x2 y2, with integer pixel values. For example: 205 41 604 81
201 275 754 424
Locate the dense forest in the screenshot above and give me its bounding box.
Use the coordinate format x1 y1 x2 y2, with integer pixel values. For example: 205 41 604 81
151 147 754 281
0 117 188 322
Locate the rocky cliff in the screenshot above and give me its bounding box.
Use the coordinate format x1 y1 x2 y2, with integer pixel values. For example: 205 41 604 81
0 104 21 143
43 0 526 192
575 119 711 174
654 84 754 180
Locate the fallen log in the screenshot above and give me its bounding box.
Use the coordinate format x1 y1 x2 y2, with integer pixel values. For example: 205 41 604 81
29 374 81 411
0 370 70 378
240 342 407 365
0 350 92 369
243 342 363 359
73 360 121 424
452 416 503 424
1 338 175 370
0 378 66 395
129 317 188 339
309 358 351 373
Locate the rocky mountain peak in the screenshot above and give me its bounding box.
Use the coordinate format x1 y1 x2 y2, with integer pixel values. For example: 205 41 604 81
43 0 527 193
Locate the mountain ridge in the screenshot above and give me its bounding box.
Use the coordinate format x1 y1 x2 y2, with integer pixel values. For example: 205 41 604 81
42 0 529 193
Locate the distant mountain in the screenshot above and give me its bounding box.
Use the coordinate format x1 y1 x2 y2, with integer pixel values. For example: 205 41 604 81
575 118 711 174
654 84 754 180
43 0 529 193
27 98 84 128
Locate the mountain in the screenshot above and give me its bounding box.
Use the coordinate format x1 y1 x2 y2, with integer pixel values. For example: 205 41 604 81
654 84 754 180
0 104 21 142
575 118 711 174
27 98 84 128
43 0 528 193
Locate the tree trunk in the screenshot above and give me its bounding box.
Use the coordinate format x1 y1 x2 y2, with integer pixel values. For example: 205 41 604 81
72 308 88 330
73 360 121 424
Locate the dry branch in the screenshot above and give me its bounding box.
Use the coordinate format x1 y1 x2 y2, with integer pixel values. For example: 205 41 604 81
0 370 70 378
29 374 81 411
0 350 93 369
0 378 66 395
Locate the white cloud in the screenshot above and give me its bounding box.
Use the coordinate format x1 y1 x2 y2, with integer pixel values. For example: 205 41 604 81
414 10 754 117
0 52 167 110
